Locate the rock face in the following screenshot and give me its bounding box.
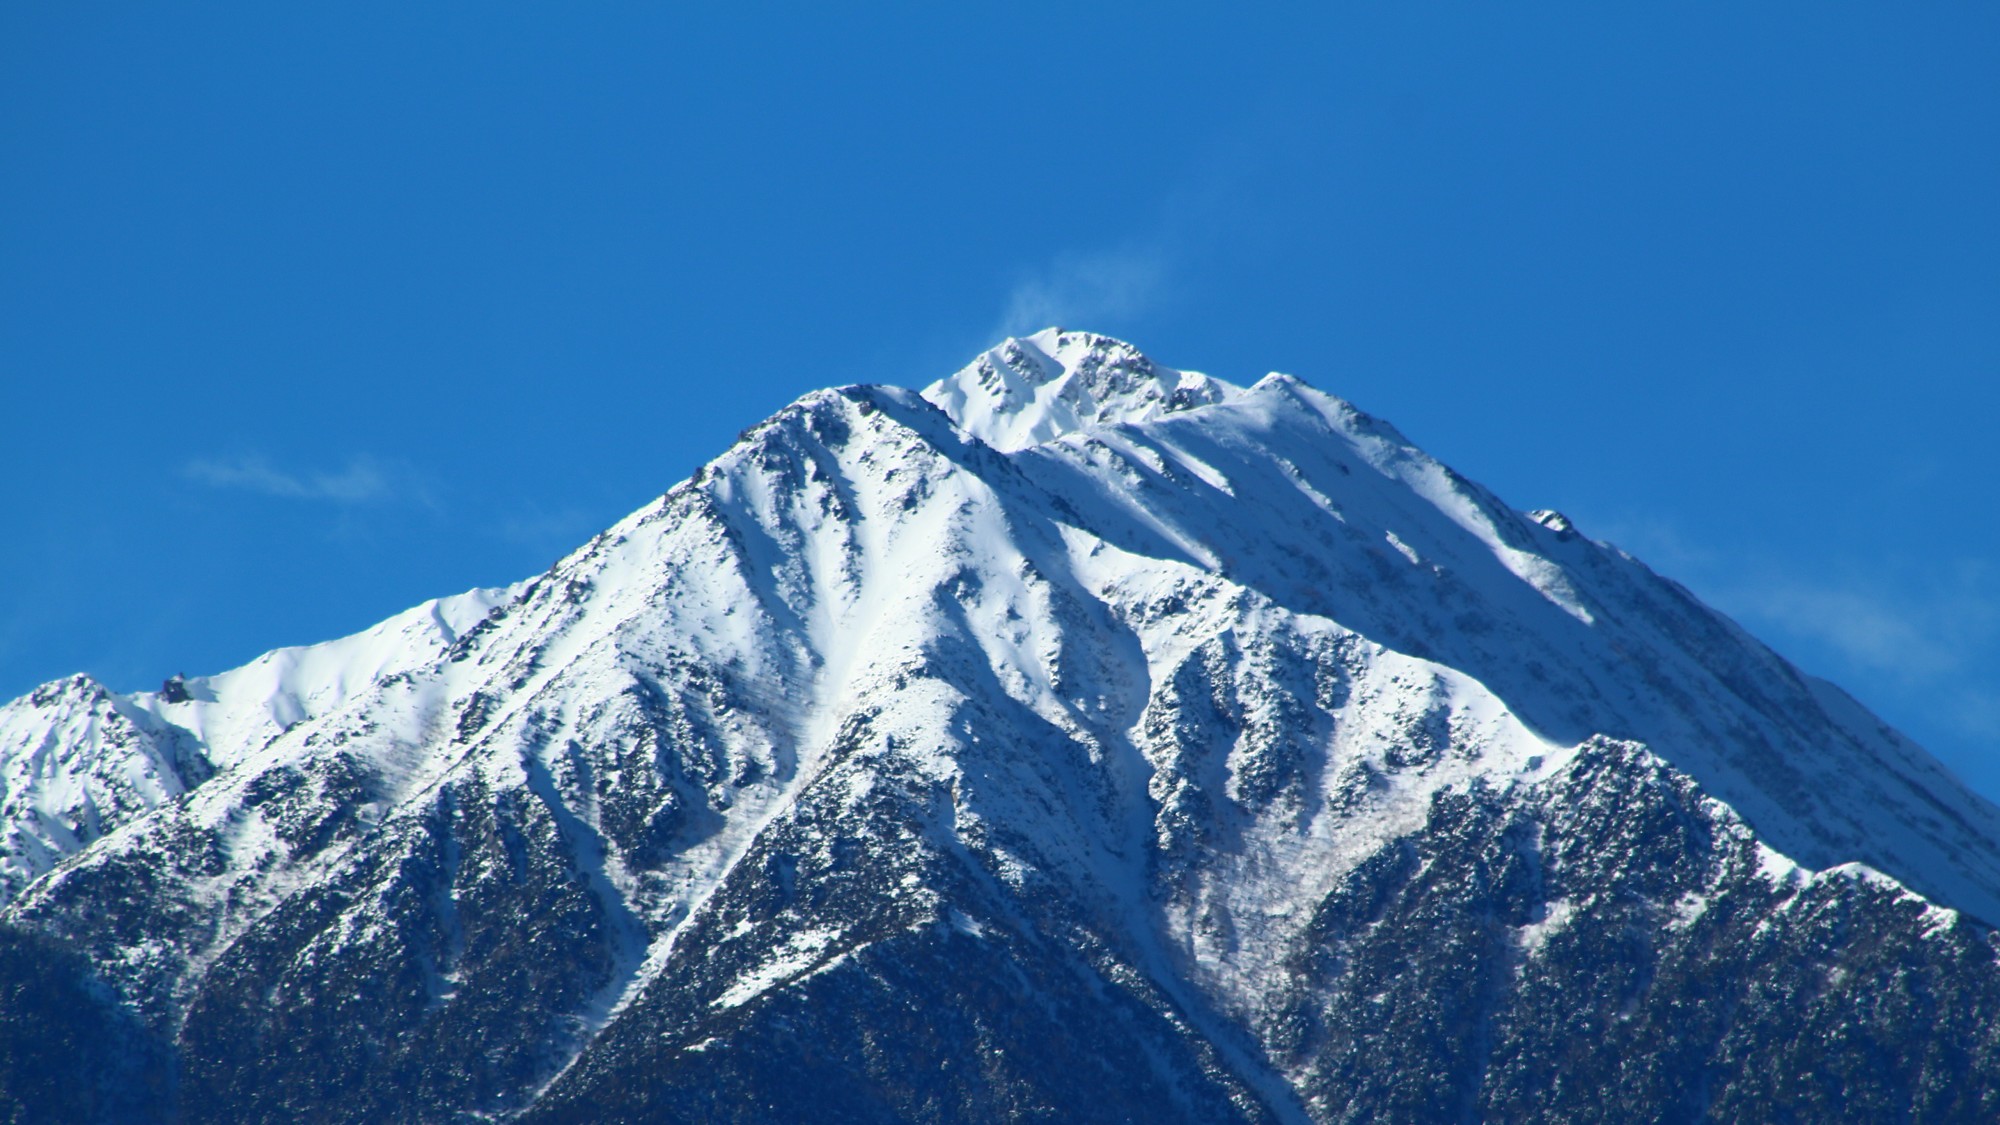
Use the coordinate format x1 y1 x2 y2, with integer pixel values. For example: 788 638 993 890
4 329 2000 1123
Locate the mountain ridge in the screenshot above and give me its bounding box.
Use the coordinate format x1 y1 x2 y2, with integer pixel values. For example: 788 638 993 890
4 330 1998 1122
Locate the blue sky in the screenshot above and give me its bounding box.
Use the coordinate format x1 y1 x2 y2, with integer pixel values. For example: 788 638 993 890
4 5 1997 796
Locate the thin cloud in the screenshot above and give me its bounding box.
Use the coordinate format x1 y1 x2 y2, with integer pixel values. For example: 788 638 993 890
494 501 598 550
1729 575 2000 749
1699 553 2000 690
1732 580 1976 681
1593 512 2000 746
982 110 1281 347
994 245 1170 341
184 454 411 505
1941 687 2000 744
1586 515 1721 575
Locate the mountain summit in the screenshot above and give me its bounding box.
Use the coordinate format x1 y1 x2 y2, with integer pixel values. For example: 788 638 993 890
5 332 1999 1123
920 328 1237 450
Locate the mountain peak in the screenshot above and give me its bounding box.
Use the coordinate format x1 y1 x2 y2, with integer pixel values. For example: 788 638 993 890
921 328 1238 451
9 332 2000 1121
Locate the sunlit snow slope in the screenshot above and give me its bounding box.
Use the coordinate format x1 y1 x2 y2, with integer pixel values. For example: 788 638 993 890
4 329 1999 1124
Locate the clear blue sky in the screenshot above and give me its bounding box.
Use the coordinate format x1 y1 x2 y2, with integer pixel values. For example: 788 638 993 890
4 5 1996 797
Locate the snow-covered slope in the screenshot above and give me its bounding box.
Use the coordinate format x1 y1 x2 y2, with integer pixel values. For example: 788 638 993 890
0 586 512 902
919 332 2000 922
4 330 1999 1123
921 328 1237 451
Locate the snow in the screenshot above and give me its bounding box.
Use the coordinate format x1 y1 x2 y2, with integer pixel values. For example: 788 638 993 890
1754 842 1805 888
1518 900 1579 955
921 329 1238 454
1384 531 1422 566
1667 891 1710 930
8 327 2000 1090
711 926 845 1009
946 907 985 938
136 583 518 773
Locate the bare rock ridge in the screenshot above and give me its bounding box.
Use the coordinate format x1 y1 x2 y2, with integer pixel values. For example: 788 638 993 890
3 330 1999 1123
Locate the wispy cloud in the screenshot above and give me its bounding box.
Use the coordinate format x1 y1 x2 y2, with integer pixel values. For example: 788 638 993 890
184 454 417 505
494 501 598 550
994 244 1171 340
1731 579 1986 681
1732 575 2000 747
980 96 1295 348
1591 512 2000 746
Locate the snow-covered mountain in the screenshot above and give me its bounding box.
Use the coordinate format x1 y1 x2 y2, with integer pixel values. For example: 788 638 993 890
4 329 1998 1123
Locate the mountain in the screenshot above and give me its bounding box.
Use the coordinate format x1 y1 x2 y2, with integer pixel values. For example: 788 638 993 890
4 329 1999 1123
